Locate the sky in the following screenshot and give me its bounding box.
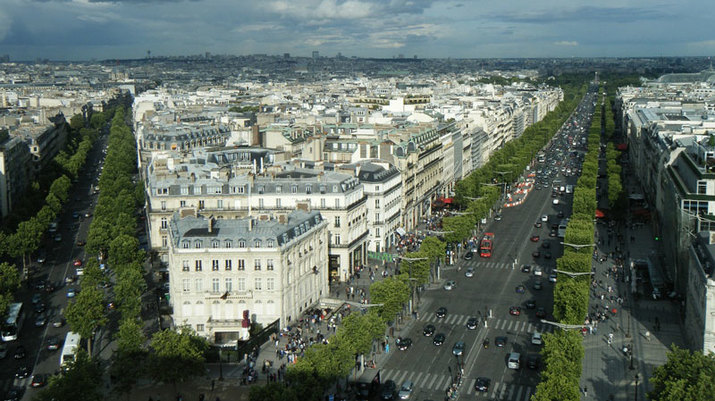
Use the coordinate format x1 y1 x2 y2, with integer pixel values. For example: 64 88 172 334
0 0 714 61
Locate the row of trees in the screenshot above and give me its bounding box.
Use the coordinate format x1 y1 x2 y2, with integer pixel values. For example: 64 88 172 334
533 84 604 400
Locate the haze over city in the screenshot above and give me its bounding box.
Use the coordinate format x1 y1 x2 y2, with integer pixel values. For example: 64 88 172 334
1 0 714 61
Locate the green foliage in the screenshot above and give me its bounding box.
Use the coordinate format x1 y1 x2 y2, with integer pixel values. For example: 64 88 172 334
0 262 20 314
115 317 147 354
649 346 715 401
400 251 430 285
369 277 410 323
249 382 300 401
65 285 108 355
33 349 103 401
337 311 385 355
147 326 209 387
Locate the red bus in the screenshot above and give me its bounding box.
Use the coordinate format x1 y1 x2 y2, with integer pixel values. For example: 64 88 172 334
479 233 494 258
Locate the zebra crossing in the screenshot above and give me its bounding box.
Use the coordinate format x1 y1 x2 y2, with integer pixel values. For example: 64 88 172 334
379 368 535 401
467 260 554 272
419 313 554 334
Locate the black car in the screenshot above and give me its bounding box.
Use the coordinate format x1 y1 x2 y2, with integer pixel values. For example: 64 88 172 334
521 264 531 273
495 336 507 347
525 299 537 309
436 307 447 318
536 307 547 318
544 251 552 259
14 346 25 359
47 336 61 351
396 337 412 351
30 374 47 388
15 366 30 379
466 317 478 330
515 285 525 294
4 387 24 401
527 355 541 370
423 324 436 337
433 333 446 346
381 379 396 400
474 377 491 392
34 302 46 314
464 251 474 260
541 241 551 249
532 250 541 258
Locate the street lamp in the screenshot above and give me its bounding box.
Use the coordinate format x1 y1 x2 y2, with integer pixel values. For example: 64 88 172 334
561 242 596 249
553 269 595 278
464 196 484 201
540 319 590 331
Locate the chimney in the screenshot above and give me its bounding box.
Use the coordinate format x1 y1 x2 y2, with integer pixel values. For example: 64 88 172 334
190 172 196 182
208 216 214 233
296 201 310 212
278 214 287 224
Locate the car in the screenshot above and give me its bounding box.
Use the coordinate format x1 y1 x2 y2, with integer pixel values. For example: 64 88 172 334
4 387 24 401
530 235 540 242
443 280 456 291
495 336 507 347
535 307 547 318
532 250 541 258
84 212 92 218
521 264 531 273
36 252 47 263
72 211 80 219
515 285 525 294
541 214 548 222
464 267 475 278
509 306 521 316
66 288 77 298
54 233 62 242
397 380 413 400
76 240 86 247
474 377 491 392
544 251 552 259
30 374 47 388
34 313 47 327
549 273 557 283
557 210 565 218
531 332 543 345
552 199 560 205
31 293 43 304
423 324 436 337
527 355 541 369
452 341 465 356
533 280 543 290
464 251 473 261
0 343 7 359
396 337 412 351
47 336 61 351
466 317 478 330
494 214 502 221
533 266 542 276
15 366 29 379
34 302 46 314
549 230 557 237
433 333 445 346
525 299 536 309
534 221 542 228
73 259 83 267
436 307 447 318
381 379 396 400
541 241 551 249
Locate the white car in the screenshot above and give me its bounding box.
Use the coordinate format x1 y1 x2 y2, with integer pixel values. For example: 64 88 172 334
549 274 557 283
541 214 548 222
532 332 543 345
443 280 456 291
533 266 543 276
552 199 560 205
465 267 475 278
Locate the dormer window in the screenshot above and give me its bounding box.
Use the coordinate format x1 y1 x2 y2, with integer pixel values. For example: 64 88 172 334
267 239 274 248
182 240 190 249
194 240 203 249
238 240 246 248
224 240 233 248
211 240 220 249
253 239 262 248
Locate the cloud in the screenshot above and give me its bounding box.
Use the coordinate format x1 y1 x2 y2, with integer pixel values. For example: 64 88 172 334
554 41 579 47
493 6 669 24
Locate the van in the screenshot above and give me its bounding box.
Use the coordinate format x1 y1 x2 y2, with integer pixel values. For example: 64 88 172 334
507 352 521 369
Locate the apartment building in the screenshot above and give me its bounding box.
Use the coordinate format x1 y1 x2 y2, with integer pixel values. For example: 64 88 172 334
0 131 31 219
167 209 329 344
355 162 402 253
146 151 368 282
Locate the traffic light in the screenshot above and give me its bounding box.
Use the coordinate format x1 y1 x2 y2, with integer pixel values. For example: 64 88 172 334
654 236 660 241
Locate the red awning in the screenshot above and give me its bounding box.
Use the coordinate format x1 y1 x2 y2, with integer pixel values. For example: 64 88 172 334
595 209 605 218
443 197 453 204
616 143 628 151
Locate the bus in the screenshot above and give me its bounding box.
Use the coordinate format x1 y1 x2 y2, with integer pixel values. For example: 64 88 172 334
479 233 494 258
1 303 24 342
60 332 81 368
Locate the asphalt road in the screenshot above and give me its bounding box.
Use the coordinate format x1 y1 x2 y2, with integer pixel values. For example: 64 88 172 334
377 92 596 401
0 130 108 401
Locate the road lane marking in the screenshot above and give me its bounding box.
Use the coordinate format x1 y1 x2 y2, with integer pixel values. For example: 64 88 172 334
427 373 437 389
412 371 423 386
490 381 500 398
514 384 524 400
394 369 408 385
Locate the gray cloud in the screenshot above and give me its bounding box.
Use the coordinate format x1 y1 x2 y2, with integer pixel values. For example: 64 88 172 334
492 6 669 24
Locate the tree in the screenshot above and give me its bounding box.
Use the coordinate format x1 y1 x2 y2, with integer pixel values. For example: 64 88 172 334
369 277 410 323
65 285 108 356
249 382 299 401
109 318 147 399
147 326 209 392
649 346 715 401
337 311 385 355
33 349 103 401
8 219 43 271
0 262 21 295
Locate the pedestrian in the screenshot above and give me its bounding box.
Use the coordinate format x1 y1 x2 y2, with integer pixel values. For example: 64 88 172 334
211 379 215 391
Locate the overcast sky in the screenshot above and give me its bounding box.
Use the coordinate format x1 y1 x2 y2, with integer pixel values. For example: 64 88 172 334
1 0 714 61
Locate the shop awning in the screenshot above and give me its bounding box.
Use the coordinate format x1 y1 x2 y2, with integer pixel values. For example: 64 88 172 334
395 227 407 237
443 197 453 204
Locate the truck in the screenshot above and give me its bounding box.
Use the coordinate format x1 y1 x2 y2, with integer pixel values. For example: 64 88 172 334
479 233 494 258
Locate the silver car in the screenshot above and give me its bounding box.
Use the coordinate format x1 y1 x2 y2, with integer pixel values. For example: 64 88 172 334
465 267 475 278
398 380 413 400
443 280 456 291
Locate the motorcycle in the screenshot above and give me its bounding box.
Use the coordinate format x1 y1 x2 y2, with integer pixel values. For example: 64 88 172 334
483 338 489 349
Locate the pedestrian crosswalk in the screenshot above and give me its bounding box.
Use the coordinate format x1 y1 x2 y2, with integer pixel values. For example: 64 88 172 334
465 260 555 272
379 368 535 401
419 313 554 334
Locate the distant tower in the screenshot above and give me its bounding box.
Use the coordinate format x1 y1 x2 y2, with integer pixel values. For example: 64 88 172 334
147 50 151 59
312 50 320 59
594 71 599 85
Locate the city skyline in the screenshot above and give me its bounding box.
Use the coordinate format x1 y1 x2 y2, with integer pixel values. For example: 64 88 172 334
1 0 714 62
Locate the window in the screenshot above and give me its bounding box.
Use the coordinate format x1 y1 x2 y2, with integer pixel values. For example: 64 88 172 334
237 186 245 194
698 181 707 195
267 259 274 270
224 240 232 248
181 187 189 195
276 186 282 194
225 278 233 292
375 213 380 222
267 239 274 248
217 199 223 209
212 241 220 249
238 278 246 291
254 278 262 290
160 217 168 229
162 235 168 247
198 200 205 209
194 240 203 249
238 259 245 270
333 234 341 245
182 240 190 249
207 186 222 194
182 279 191 292
306 185 312 194
276 198 282 208
375 199 380 208
225 260 232 271
195 260 203 271
161 201 167 211
254 259 261 271
320 198 326 208
334 216 341 228
267 278 275 291
196 324 204 332
212 260 219 271
335 199 340 208
258 198 264 208
291 185 298 194
195 279 203 292
238 240 246 248
182 260 190 272
376 228 380 237
212 278 220 293
254 239 262 248
180 200 186 207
